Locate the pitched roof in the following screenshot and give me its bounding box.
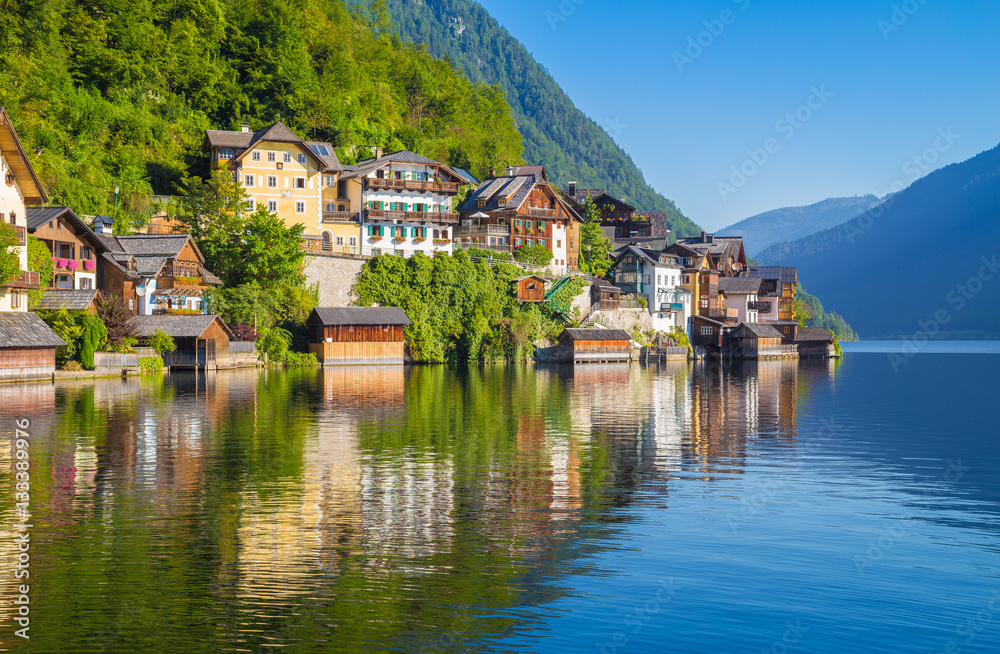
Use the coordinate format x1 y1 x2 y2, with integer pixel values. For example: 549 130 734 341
0 312 66 348
734 322 784 339
459 172 556 214
612 236 668 254
131 314 234 339
746 266 797 284
33 289 101 311
450 167 478 185
343 150 456 180
26 206 108 250
0 107 46 205
563 186 606 206
561 328 631 342
203 122 329 169
591 277 622 293
311 306 411 326
795 326 833 342
304 141 349 172
718 277 764 295
204 130 254 149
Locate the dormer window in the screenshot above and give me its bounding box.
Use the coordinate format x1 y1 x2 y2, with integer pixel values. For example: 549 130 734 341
477 199 486 209
498 198 506 207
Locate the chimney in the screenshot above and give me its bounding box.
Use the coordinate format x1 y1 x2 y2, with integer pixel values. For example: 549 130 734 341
619 195 625 202
569 181 577 196
505 166 515 176
93 215 114 235
707 234 714 243
374 146 383 160
701 230 707 242
489 167 496 177
240 123 251 133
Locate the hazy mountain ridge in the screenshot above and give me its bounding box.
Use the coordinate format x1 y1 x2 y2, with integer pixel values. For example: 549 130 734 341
722 195 887 255
756 143 1000 338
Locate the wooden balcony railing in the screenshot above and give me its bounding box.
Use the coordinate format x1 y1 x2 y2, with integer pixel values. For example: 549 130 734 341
367 178 459 193
301 240 360 256
366 209 459 224
525 207 557 217
6 270 41 289
749 300 771 312
322 211 358 223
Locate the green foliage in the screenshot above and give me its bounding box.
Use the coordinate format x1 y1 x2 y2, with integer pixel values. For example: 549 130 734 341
349 0 701 235
80 313 107 369
97 294 137 350
257 326 292 363
205 281 316 335
39 308 82 366
579 204 613 275
795 284 859 341
0 222 19 286
60 360 84 372
513 244 553 266
283 350 319 366
354 252 562 363
27 235 54 305
139 356 165 373
1 0 521 214
148 329 176 357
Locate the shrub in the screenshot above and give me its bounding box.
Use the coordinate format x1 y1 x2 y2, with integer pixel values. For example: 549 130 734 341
283 351 319 366
97 294 137 350
148 328 176 357
256 326 291 363
139 356 164 372
80 314 107 369
60 361 84 372
513 244 553 266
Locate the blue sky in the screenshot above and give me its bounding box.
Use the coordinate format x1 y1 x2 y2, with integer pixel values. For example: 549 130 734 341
476 0 1000 230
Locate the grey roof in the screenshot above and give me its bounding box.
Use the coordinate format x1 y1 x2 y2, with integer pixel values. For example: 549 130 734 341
305 141 349 172
204 130 254 149
613 244 682 268
204 122 328 169
311 306 411 326
746 266 798 284
734 322 784 339
601 226 617 243
33 289 100 311
109 234 193 256
795 326 833 342
199 264 222 286
26 206 108 250
0 312 66 348
591 277 621 292
561 328 631 342
459 174 544 214
26 206 70 229
343 150 452 180
451 167 478 185
131 314 233 339
133 256 168 276
718 277 764 295
613 236 668 253
563 187 606 206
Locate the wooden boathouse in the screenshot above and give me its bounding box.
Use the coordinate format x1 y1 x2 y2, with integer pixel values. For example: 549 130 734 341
132 314 234 370
308 306 411 365
0 312 66 381
559 328 631 363
722 322 785 359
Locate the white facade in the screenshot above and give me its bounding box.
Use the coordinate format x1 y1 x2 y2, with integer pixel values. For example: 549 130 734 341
0 150 29 312
646 263 692 333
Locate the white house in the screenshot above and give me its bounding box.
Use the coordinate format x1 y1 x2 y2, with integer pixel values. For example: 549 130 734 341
610 245 692 333
0 108 45 312
718 276 764 324
341 150 465 258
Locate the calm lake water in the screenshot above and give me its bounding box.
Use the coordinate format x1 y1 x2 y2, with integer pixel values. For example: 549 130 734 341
2 351 999 653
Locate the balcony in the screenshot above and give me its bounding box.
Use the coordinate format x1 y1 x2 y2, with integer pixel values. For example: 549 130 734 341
366 209 459 224
660 302 684 312
525 207 557 217
322 211 358 223
5 270 40 289
300 239 360 256
749 300 771 312
367 178 459 193
456 223 510 236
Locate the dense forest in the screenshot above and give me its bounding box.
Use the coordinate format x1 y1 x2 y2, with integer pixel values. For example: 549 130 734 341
347 0 702 237
0 0 522 224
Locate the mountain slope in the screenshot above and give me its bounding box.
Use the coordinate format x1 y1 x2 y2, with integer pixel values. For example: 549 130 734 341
347 0 701 237
756 143 1000 338
722 195 886 255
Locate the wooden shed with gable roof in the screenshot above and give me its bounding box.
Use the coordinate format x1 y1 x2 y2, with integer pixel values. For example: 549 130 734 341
308 306 412 365
723 322 786 359
559 328 631 363
514 275 547 303
0 312 66 380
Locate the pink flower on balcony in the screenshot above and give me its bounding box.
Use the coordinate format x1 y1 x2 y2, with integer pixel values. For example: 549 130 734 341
67 259 79 271
57 258 68 268
84 260 95 271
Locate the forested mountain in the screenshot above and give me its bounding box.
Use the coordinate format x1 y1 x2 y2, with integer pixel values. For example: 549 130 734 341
722 195 886 255
0 0 522 225
756 142 1000 338
347 0 701 237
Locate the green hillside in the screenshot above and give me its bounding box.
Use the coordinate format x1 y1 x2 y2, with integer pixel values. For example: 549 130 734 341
348 0 701 237
0 0 522 225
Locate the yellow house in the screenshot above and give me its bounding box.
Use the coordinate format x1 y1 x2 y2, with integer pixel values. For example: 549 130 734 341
0 107 45 312
203 122 360 253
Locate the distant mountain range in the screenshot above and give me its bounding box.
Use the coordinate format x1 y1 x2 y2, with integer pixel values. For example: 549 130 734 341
756 142 1000 339
722 195 887 256
346 0 702 237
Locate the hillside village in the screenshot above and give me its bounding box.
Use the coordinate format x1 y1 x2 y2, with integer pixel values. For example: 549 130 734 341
0 110 833 381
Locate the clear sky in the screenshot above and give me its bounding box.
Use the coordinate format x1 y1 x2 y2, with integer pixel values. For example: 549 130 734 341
476 0 1000 230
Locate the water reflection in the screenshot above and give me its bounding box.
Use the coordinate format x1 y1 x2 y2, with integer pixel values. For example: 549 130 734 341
0 359 836 653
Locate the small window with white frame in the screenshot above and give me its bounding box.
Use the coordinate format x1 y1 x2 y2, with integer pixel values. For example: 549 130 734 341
246 198 255 210
348 236 357 246
219 148 233 160
325 174 336 187
267 151 276 163
244 174 255 187
251 150 261 162
297 153 307 165
294 177 306 189
336 235 344 246
701 326 713 335
295 201 306 214
267 200 278 213
267 175 277 188
283 152 292 163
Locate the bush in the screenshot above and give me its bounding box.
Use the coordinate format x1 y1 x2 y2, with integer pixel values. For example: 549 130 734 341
283 351 319 367
256 326 291 363
148 328 176 357
60 361 84 372
139 356 164 372
80 314 107 369
513 244 553 266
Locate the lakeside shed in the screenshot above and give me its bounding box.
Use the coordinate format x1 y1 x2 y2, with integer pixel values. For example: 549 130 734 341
559 328 631 363
0 312 66 381
514 275 547 303
132 314 234 369
308 306 411 365
795 326 835 357
723 322 785 359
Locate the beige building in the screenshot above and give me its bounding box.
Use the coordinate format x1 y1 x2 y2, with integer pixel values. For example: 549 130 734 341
203 122 360 253
0 107 45 311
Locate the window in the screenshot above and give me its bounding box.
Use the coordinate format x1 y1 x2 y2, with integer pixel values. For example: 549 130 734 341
295 202 306 214
326 203 336 212
539 221 545 230
58 243 73 259
643 274 651 284
10 291 19 309
219 148 233 160
515 238 522 246
268 200 278 213
348 236 357 246
251 151 261 162
246 199 255 210
682 274 691 285
128 298 134 310
526 220 532 229
326 175 336 187
336 235 344 246
267 151 276 163
283 152 292 163
411 227 419 237
267 176 278 188
294 178 306 189
657 274 662 285
441 230 448 240
297 153 307 165
701 326 713 335
557 240 561 248
244 174 255 187
433 229 440 239
82 246 92 260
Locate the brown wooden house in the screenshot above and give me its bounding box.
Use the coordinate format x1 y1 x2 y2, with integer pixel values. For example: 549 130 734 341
308 306 412 365
132 314 234 370
0 312 66 380
559 328 631 363
26 207 108 291
562 184 651 238
515 275 547 303
795 326 835 357
692 315 732 352
591 277 622 311
723 322 784 359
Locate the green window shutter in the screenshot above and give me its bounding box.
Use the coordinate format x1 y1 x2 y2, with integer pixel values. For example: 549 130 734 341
367 225 373 236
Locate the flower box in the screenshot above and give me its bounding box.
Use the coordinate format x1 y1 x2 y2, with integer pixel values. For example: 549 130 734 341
370 235 383 242
412 237 426 244
432 239 450 246
394 236 406 243
83 260 95 271
57 258 68 268
67 259 79 271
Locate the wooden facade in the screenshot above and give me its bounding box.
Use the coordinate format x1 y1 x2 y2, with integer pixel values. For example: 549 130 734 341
515 276 547 303
0 348 56 381
560 328 631 363
132 315 233 370
722 323 785 359
308 307 411 366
